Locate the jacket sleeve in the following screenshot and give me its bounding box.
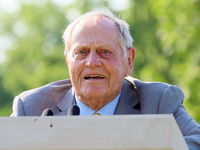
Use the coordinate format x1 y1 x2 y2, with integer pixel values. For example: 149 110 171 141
10 96 25 117
174 104 200 150
159 85 200 150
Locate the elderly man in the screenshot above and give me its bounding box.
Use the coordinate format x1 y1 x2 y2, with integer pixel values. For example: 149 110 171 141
11 9 200 149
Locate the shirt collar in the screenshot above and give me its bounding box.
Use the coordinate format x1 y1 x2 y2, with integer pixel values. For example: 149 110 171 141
75 93 121 116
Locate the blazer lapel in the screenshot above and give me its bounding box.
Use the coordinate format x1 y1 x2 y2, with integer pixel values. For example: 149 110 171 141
114 79 140 115
55 87 75 115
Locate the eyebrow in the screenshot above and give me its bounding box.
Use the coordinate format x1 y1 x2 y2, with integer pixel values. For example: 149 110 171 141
72 43 116 51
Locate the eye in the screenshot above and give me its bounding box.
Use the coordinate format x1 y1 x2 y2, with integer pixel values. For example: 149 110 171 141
75 49 87 55
100 49 110 54
103 50 109 54
79 50 85 54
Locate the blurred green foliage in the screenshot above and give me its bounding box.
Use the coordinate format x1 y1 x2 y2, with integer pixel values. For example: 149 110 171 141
0 0 199 123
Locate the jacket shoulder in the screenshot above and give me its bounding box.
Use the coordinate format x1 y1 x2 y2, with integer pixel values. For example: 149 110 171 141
19 79 72 98
125 76 170 94
125 76 185 114
13 79 72 116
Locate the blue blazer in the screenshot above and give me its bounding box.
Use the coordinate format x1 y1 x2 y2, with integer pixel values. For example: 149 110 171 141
11 76 200 149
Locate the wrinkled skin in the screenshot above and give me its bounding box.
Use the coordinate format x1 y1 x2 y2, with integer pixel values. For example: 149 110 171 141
65 16 135 111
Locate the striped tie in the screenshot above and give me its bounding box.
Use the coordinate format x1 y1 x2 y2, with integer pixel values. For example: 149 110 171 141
92 112 101 115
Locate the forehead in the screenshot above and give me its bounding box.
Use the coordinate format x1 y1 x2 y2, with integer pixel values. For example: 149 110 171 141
69 16 121 52
71 16 119 42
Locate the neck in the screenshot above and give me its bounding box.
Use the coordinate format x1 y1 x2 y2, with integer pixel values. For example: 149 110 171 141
77 94 119 111
81 97 111 111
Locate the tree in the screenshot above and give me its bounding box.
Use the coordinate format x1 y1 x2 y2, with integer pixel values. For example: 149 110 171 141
126 0 200 123
0 1 70 115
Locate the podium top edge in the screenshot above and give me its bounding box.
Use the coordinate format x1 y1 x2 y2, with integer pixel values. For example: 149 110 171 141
0 114 174 120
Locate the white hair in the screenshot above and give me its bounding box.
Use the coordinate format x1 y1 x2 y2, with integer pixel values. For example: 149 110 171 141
62 8 133 56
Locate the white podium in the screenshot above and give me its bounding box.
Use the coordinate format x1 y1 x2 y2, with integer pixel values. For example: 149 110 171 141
0 115 188 150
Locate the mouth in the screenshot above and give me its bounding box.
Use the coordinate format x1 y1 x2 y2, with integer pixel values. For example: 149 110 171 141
84 75 105 80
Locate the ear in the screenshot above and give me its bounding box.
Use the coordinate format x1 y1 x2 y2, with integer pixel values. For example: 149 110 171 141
65 54 69 65
125 47 136 77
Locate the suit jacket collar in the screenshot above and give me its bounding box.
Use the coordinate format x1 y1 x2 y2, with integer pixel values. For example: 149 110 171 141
114 79 140 114
56 79 140 115
56 87 75 115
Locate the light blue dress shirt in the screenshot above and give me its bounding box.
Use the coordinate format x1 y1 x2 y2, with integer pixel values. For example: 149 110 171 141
75 93 121 116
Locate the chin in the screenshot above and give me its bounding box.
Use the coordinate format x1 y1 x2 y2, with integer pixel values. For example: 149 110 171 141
84 89 107 98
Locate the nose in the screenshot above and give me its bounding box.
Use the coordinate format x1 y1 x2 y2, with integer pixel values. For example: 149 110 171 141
85 52 102 68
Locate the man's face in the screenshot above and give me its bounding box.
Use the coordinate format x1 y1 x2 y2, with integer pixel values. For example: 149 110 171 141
65 16 135 110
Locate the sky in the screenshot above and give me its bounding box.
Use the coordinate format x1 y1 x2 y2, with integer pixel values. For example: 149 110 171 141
0 0 130 64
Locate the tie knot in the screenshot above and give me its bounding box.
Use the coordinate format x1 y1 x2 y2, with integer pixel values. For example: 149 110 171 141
92 112 101 116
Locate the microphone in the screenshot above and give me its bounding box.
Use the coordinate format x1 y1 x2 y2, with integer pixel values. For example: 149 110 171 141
41 108 54 116
68 105 80 116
